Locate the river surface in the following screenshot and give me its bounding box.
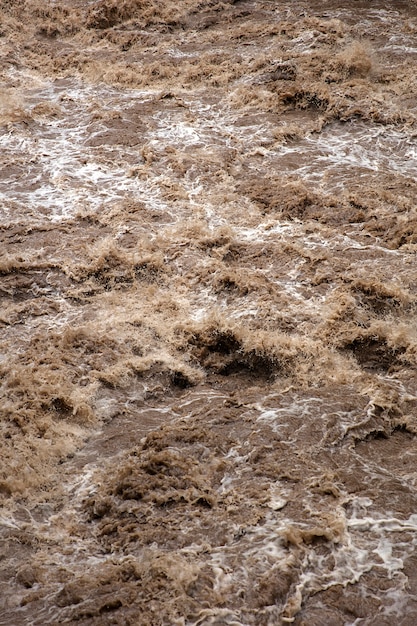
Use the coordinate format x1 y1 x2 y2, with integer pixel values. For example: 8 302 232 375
1 1 417 624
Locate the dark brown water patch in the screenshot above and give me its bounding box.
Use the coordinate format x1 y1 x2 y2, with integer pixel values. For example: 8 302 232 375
342 336 406 372
217 349 277 380
170 369 194 389
279 88 330 112
0 268 70 303
49 397 74 418
189 328 279 380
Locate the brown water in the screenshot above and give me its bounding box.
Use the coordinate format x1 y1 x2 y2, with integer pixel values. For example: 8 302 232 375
1 1 417 624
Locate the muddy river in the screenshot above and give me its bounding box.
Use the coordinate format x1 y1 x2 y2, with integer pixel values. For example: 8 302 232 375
1 1 417 624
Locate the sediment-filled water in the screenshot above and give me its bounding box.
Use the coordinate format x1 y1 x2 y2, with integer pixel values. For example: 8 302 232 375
1 1 417 624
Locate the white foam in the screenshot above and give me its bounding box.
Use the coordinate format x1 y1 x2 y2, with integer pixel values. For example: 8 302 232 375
0 82 174 224
347 514 417 533
270 123 417 188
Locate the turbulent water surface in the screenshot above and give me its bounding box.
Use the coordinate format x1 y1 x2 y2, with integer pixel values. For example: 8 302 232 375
1 1 417 624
